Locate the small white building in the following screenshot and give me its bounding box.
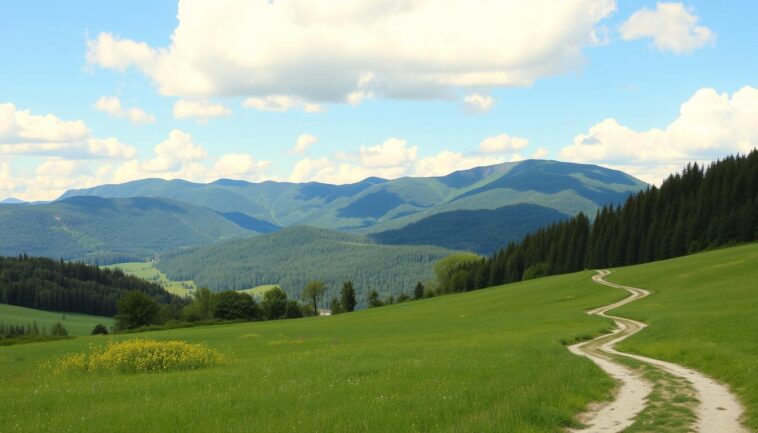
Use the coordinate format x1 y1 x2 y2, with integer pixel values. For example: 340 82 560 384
318 308 332 316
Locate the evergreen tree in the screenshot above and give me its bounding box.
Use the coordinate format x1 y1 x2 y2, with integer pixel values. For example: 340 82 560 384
413 282 425 300
340 281 357 312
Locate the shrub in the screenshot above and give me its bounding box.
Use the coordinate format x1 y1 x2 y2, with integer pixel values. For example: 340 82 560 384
50 322 68 336
91 324 109 335
54 339 223 374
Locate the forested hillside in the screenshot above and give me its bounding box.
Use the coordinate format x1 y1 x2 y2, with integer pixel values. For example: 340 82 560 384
0 255 174 316
370 204 568 254
61 160 646 233
0 196 253 263
156 226 457 303
444 151 758 292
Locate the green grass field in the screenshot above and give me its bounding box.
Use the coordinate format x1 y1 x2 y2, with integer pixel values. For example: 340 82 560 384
109 262 277 299
3 244 756 432
237 284 279 297
0 271 625 433
0 304 113 337
610 243 758 430
107 262 197 297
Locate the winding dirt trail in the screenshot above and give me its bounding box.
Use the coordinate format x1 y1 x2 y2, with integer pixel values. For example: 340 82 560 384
567 270 748 433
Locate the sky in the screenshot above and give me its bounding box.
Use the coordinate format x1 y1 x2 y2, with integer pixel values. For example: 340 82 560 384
1 0 756 201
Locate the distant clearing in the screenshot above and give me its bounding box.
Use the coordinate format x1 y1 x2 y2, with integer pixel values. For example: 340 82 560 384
107 262 196 297
0 304 113 336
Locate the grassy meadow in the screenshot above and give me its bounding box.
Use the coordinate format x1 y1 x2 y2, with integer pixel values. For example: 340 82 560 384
0 304 113 337
107 262 197 297
609 243 758 430
109 262 277 299
0 271 625 433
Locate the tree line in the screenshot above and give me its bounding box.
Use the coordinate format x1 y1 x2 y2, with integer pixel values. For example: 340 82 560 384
441 151 758 292
0 255 176 316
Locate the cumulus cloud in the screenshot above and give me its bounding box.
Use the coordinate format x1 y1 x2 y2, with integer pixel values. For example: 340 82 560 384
292 134 318 155
289 135 530 183
479 134 529 154
0 102 136 159
86 0 616 105
620 2 715 54
463 93 496 114
1 128 273 201
560 86 758 183
533 147 550 158
358 138 418 168
210 154 270 180
242 95 324 113
93 96 155 124
173 99 232 122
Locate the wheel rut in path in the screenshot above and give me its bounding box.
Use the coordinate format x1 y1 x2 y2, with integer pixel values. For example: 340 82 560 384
567 270 748 433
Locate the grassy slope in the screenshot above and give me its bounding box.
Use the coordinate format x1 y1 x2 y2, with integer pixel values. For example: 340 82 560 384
609 243 758 430
108 262 277 298
0 271 624 433
0 304 113 337
107 262 197 297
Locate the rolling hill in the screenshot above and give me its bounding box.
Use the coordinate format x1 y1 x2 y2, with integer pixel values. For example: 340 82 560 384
370 203 569 254
0 196 255 262
155 226 459 302
4 243 755 432
60 160 647 233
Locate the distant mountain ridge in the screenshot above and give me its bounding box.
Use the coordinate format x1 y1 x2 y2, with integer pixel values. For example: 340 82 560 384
0 196 255 262
60 159 647 233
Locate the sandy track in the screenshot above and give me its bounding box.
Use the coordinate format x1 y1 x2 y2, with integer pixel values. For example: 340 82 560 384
567 270 748 433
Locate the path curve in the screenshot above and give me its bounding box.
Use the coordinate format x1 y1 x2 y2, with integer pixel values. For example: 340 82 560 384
567 270 748 433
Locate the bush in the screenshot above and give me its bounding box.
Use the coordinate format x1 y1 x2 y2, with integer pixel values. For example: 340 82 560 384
523 263 550 281
91 324 109 335
54 339 223 374
50 322 68 336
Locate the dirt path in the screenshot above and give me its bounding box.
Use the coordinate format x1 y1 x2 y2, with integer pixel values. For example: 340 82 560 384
567 270 748 433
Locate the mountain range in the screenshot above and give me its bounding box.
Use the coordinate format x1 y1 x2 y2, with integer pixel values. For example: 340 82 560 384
1 159 647 265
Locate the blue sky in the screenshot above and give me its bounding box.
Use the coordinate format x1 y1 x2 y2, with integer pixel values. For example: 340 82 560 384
1 0 756 200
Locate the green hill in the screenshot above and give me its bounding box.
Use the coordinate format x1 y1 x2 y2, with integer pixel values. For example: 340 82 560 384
609 243 758 430
60 160 646 233
155 226 460 301
370 203 569 254
0 304 113 337
0 196 253 263
0 242 755 432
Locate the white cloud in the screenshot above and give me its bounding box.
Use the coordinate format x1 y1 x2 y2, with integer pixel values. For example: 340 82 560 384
532 147 550 158
210 154 270 180
479 134 529 154
1 129 272 201
358 138 418 168
141 129 207 173
463 93 496 113
620 2 715 54
242 95 324 113
173 99 232 122
0 161 17 191
415 151 511 177
0 103 88 143
86 1 616 105
560 86 758 183
93 96 155 124
288 135 529 183
0 102 136 159
292 134 318 155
